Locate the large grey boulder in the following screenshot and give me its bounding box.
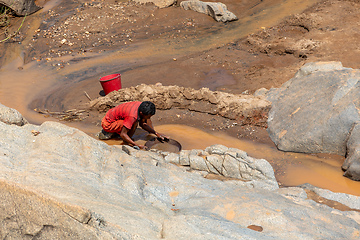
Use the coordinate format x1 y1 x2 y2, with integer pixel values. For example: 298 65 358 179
0 0 42 16
180 0 238 22
0 105 359 238
343 122 360 180
266 62 360 180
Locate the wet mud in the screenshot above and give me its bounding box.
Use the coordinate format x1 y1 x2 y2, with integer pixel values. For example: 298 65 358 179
1 0 360 195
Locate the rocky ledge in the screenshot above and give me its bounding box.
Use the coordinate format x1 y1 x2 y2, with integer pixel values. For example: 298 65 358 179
0 103 359 239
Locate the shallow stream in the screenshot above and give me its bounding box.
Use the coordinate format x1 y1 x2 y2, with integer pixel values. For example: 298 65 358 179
1 0 360 196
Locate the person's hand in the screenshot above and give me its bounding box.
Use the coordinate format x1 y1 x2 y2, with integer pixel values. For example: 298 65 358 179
134 145 148 150
155 132 168 141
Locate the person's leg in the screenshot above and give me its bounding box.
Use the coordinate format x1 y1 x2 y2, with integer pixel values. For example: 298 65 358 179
99 118 124 140
98 129 114 140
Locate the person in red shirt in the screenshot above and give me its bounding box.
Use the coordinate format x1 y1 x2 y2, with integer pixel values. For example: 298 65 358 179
98 101 166 149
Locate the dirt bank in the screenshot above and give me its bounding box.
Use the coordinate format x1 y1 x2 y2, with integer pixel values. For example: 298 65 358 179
38 0 360 142
2 0 360 194
88 83 273 145
2 0 359 145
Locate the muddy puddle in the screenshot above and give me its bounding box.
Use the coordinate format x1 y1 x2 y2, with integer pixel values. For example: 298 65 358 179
2 0 360 196
152 125 360 196
82 123 360 196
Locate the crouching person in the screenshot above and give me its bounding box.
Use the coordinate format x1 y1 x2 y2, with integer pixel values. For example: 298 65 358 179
99 101 166 149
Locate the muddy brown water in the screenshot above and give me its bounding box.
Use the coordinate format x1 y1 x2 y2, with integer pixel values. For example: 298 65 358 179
1 0 360 196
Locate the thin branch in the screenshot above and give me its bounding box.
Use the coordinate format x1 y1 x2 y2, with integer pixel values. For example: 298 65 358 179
0 13 26 43
84 91 92 101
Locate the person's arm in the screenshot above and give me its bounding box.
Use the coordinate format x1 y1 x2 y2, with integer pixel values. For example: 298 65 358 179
119 126 146 149
140 118 167 139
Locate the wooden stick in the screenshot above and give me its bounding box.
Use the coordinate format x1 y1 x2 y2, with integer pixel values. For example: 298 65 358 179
84 91 92 101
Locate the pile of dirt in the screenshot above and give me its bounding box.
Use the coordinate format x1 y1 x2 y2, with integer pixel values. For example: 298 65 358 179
86 83 274 145
89 84 271 127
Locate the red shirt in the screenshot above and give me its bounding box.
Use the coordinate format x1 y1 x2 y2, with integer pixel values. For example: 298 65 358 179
104 101 141 129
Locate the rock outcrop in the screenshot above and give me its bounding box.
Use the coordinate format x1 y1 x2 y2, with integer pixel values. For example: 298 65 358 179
132 0 176 8
180 0 238 22
266 62 360 180
0 0 42 16
0 103 360 238
123 144 279 190
90 84 270 127
343 123 360 180
0 180 114 239
0 103 28 126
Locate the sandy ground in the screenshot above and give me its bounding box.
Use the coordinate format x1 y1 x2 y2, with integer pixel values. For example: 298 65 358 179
2 0 360 194
2 0 360 146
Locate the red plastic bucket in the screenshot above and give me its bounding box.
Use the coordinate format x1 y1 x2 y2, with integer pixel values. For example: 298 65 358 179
99 74 122 95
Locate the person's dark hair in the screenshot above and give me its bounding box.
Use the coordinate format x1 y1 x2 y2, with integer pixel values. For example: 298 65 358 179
139 101 156 116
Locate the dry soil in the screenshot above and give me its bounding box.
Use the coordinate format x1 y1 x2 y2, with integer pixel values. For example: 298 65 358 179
2 0 360 146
